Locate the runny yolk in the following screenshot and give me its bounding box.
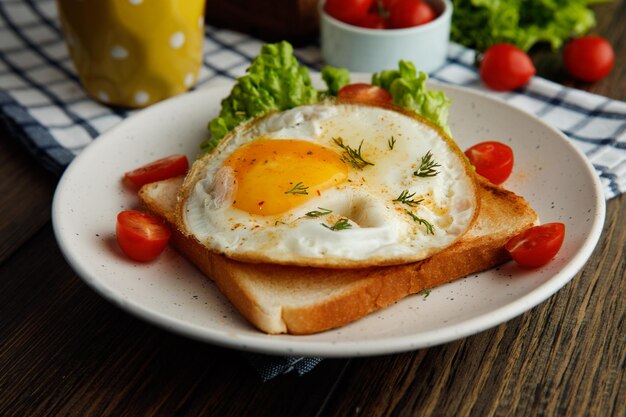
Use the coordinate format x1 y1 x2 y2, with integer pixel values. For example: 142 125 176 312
224 139 348 216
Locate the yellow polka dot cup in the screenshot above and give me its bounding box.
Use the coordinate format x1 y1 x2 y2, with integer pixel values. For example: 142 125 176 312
57 0 205 108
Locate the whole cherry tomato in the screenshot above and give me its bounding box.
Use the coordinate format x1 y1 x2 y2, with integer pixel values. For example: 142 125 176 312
505 223 566 268
123 154 189 189
337 83 393 104
479 43 535 91
356 13 387 29
464 141 514 185
563 35 614 82
116 210 171 262
389 0 436 28
325 0 375 25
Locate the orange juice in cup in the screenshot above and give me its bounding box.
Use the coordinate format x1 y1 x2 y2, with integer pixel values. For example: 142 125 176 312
57 0 206 108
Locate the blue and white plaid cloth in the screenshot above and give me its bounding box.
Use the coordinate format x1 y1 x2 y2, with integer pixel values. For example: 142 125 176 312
1 0 624 379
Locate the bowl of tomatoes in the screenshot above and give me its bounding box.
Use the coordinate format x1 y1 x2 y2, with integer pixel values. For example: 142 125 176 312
320 0 452 73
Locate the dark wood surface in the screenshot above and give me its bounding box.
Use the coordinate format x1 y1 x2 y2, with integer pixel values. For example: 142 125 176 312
1 2 624 416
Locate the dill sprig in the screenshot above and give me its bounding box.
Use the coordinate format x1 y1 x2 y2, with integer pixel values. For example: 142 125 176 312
322 218 352 231
284 182 309 195
333 137 374 169
305 207 333 217
414 150 441 177
388 136 396 150
405 210 435 235
393 190 423 207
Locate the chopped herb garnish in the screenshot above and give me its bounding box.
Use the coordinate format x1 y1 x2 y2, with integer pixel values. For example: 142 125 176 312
322 218 352 231
420 289 431 299
414 150 441 177
284 181 308 195
393 190 423 207
405 209 435 235
305 207 333 217
388 136 396 150
333 137 374 169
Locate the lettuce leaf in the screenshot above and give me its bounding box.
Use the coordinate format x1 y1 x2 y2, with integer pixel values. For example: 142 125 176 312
372 61 451 135
203 43 452 152
451 0 599 52
321 65 351 96
202 41 319 152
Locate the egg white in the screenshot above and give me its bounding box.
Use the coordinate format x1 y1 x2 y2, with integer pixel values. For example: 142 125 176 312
179 102 478 268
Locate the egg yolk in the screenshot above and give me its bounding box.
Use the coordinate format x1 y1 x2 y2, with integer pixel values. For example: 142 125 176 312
224 139 348 216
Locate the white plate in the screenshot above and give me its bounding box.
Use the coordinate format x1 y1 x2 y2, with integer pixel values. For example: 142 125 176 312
52 77 605 357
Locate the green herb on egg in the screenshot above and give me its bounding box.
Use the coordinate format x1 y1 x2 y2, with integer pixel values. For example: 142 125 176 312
414 150 441 178
405 210 435 235
284 182 309 195
322 218 352 231
333 137 375 169
393 190 424 207
305 207 333 217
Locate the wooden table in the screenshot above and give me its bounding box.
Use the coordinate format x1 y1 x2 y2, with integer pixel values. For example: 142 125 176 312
1 3 624 416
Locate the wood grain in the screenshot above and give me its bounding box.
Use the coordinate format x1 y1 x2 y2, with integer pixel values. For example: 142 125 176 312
0 1 625 416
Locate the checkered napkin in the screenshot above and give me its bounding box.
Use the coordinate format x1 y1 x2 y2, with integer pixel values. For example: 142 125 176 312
1 0 624 380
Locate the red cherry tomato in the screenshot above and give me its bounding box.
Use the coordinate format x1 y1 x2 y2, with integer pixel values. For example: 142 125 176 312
479 43 535 91
563 35 614 82
325 0 375 25
123 154 189 189
389 0 436 29
116 210 171 262
356 13 387 29
337 83 393 104
505 223 566 268
464 141 514 185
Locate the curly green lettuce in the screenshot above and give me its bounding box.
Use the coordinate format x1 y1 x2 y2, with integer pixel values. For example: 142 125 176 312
203 43 453 152
372 61 451 136
451 0 600 52
202 41 319 152
321 65 350 96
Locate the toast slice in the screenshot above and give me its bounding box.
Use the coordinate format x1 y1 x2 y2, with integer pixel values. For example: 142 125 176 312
139 176 538 335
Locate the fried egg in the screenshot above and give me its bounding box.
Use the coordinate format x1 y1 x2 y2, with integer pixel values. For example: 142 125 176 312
178 102 479 268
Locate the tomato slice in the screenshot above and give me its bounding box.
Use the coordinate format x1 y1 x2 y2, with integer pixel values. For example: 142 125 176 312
124 154 189 189
337 83 393 105
505 223 565 268
116 210 171 262
464 141 514 185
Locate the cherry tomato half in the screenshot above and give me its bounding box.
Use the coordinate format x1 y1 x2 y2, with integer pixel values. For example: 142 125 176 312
116 210 171 262
479 43 535 91
505 223 566 268
563 36 614 82
389 0 436 28
337 83 393 105
325 0 375 25
464 141 514 185
123 154 189 189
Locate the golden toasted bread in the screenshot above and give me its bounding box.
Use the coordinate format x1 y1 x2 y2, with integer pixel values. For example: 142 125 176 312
138 175 538 334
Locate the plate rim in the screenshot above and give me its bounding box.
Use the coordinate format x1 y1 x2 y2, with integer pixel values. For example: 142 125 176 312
52 80 606 357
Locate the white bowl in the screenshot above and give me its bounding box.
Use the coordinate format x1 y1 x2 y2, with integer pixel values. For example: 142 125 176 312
320 0 452 73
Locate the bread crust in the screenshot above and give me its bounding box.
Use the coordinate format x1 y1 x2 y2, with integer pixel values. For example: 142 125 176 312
139 175 537 335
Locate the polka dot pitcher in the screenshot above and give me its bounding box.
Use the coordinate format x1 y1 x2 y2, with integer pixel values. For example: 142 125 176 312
57 0 206 108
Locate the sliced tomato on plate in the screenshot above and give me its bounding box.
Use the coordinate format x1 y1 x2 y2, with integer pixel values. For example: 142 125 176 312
116 210 171 262
505 223 566 268
124 154 189 189
337 83 393 105
464 141 514 185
